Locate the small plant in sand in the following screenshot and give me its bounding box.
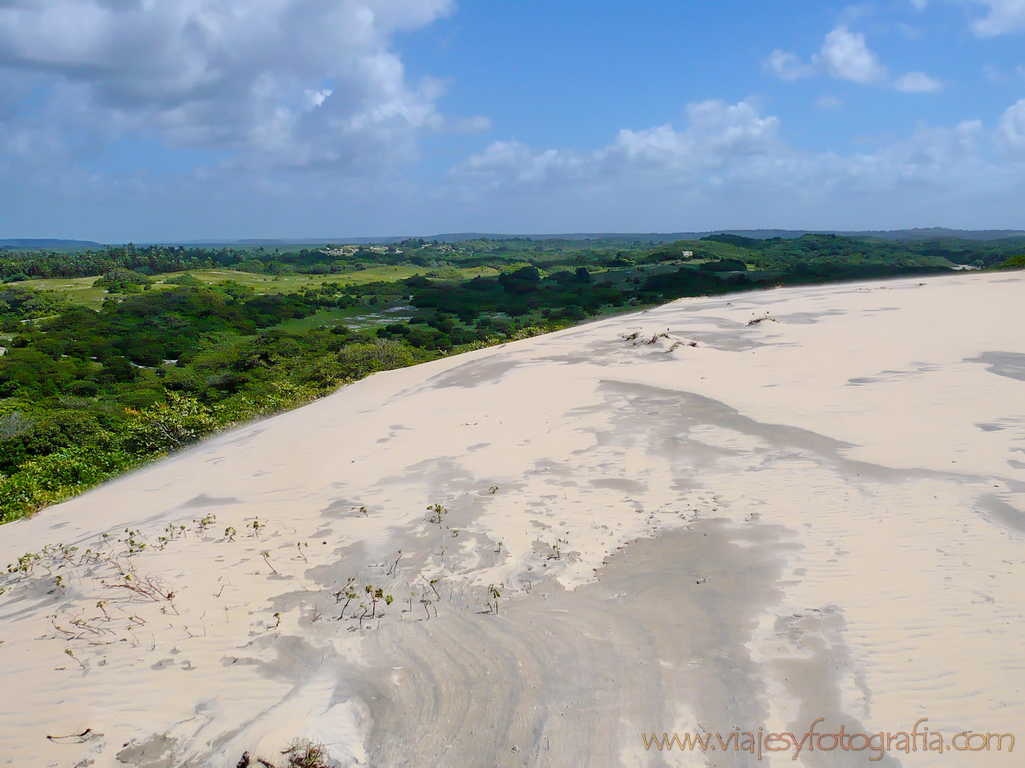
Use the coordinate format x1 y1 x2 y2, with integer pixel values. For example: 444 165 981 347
426 503 448 524
1 529 200 665
64 647 87 671
488 485 500 494
364 585 392 619
417 573 440 620
419 592 436 620
164 523 187 541
260 551 280 576
487 584 502 615
235 738 330 768
623 330 671 345
333 579 393 627
193 514 217 532
387 550 403 576
333 578 358 619
8 551 41 576
121 529 147 555
247 518 264 537
106 563 179 614
747 312 776 326
224 526 238 542
157 524 188 549
547 537 566 561
283 738 330 768
667 340 697 352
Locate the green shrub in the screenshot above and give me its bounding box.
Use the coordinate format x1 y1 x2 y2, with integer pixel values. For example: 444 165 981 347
335 339 432 380
122 392 219 455
164 273 206 288
0 409 107 474
0 445 137 523
94 269 154 293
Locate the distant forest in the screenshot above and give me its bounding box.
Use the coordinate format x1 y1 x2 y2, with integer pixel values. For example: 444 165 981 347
1 233 1023 523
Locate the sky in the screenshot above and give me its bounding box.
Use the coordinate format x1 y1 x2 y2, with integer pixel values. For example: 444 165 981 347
0 0 1023 241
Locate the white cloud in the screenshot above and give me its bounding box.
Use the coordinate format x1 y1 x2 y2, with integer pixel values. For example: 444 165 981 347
894 71 944 92
969 0 1025 35
0 0 483 171
982 63 1025 81
983 63 1005 82
769 28 942 95
815 94 844 109
996 98 1025 157
909 0 928 8
7 97 1025 239
452 100 783 192
763 50 815 81
445 99 1025 232
881 120 983 167
815 27 889 84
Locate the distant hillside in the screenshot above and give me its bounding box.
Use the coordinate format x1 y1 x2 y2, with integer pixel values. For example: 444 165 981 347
6 229 1024 250
149 229 1025 246
0 238 105 253
718 228 1025 242
385 229 1025 243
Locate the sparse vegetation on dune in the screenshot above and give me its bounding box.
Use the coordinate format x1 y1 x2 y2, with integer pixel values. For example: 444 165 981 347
235 738 330 768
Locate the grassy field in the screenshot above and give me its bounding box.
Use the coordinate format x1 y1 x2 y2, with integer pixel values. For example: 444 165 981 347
15 277 113 309
19 265 500 309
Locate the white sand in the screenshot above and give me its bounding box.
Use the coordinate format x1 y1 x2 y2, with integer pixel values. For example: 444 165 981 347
1 271 1024 767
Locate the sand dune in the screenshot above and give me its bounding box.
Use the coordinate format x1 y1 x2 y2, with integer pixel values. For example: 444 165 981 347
2 271 1024 767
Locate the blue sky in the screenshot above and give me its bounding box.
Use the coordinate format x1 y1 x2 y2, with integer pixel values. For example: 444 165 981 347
0 0 1023 241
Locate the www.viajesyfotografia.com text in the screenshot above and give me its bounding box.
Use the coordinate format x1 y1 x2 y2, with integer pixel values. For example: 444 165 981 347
642 719 1014 761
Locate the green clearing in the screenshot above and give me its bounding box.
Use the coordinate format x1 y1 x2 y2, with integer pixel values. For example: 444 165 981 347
19 266 498 309
14 277 114 309
165 265 497 291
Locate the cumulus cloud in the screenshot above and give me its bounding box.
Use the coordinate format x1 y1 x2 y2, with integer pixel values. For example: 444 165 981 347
445 98 1025 232
983 63 1025 82
766 27 942 95
969 0 1025 35
763 50 815 81
0 0 482 171
452 100 782 192
881 120 983 167
815 27 889 84
894 72 944 92
451 100 991 195
996 98 1025 157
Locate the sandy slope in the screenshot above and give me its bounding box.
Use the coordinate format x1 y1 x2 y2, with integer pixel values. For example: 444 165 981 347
1 271 1024 768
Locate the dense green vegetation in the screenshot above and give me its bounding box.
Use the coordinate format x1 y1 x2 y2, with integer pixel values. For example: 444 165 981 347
1 233 1023 523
